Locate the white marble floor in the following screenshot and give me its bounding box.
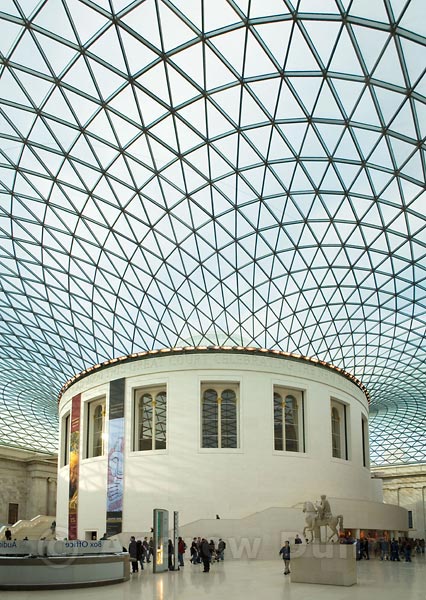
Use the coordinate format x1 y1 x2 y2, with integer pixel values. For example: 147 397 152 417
7 555 426 600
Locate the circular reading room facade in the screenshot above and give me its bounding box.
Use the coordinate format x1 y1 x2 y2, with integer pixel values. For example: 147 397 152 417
57 347 406 543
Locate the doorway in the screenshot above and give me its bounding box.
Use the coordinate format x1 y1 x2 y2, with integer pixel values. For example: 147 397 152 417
8 503 19 525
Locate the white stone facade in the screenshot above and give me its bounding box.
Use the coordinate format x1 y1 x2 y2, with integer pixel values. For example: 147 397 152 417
56 348 406 540
371 464 426 539
0 446 57 525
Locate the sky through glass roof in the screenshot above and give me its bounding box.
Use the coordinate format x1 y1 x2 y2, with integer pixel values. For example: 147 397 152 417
0 0 425 465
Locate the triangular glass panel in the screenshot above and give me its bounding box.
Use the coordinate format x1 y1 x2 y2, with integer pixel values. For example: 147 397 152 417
137 62 171 106
330 78 365 119
167 64 199 106
351 25 390 73
285 26 320 72
400 150 424 182
372 38 406 88
203 43 236 90
372 85 406 124
349 0 390 23
301 125 328 157
204 0 240 32
328 26 364 76
290 164 313 192
240 87 268 127
254 21 293 68
119 29 158 77
66 0 110 46
209 86 241 126
210 28 246 75
313 80 344 120
33 0 78 44
13 69 53 108
321 164 344 192
368 137 394 170
351 88 381 127
248 78 281 118
301 20 342 68
88 57 127 100
243 29 277 78
157 1 196 52
288 76 323 115
389 100 418 140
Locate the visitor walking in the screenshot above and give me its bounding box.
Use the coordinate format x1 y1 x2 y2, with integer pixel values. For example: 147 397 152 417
279 540 291 575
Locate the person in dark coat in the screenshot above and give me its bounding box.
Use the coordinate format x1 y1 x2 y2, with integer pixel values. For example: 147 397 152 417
200 538 211 572
129 536 139 573
168 539 174 570
136 539 144 570
178 536 186 566
390 538 400 561
190 538 198 563
279 540 291 575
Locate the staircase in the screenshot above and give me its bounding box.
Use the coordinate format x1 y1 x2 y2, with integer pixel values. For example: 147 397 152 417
0 515 56 540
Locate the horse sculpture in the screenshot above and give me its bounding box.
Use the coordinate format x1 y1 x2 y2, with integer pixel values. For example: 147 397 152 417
302 501 343 543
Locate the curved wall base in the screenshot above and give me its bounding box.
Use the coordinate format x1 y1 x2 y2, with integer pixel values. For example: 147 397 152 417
0 554 130 590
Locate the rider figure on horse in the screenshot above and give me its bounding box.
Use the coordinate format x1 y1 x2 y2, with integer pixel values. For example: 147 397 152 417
317 494 332 522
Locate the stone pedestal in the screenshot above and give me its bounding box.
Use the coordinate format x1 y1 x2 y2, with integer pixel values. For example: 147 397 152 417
291 543 357 586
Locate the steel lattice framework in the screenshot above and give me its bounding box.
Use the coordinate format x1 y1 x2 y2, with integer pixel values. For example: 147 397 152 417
0 0 425 464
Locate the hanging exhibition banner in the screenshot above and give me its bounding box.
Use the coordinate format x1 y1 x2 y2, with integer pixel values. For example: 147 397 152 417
68 393 81 540
173 511 179 570
153 508 169 573
106 378 125 537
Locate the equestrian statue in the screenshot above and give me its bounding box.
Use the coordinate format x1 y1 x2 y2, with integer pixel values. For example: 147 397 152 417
302 495 343 543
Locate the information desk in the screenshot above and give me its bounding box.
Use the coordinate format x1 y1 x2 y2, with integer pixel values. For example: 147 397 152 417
0 540 130 590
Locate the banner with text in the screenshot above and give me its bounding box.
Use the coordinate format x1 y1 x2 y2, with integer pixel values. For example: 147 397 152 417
68 393 81 540
106 378 125 537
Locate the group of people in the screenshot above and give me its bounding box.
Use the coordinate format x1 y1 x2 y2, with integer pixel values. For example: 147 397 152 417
127 536 154 573
127 535 226 573
355 536 424 562
189 537 226 572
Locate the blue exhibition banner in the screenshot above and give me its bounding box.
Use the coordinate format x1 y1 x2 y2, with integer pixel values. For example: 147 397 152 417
107 378 125 536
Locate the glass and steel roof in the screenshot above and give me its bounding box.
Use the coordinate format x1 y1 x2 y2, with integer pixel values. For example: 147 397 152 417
0 0 425 464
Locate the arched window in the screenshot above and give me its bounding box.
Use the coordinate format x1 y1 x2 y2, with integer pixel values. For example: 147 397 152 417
361 415 369 467
331 399 348 459
135 388 167 451
86 398 106 458
201 385 239 448
331 407 341 458
62 413 70 466
274 389 304 452
202 389 218 448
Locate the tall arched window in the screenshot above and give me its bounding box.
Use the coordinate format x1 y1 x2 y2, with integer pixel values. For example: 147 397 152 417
331 407 341 458
331 399 348 459
134 388 167 451
274 388 304 452
86 398 106 458
62 413 70 466
361 415 369 467
201 384 238 449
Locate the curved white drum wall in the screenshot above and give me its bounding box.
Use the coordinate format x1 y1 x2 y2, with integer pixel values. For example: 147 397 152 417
57 350 372 536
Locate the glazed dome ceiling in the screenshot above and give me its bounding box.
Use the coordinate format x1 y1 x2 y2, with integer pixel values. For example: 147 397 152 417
1 0 425 464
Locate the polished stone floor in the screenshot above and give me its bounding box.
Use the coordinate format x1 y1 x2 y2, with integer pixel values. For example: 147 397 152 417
8 555 426 600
